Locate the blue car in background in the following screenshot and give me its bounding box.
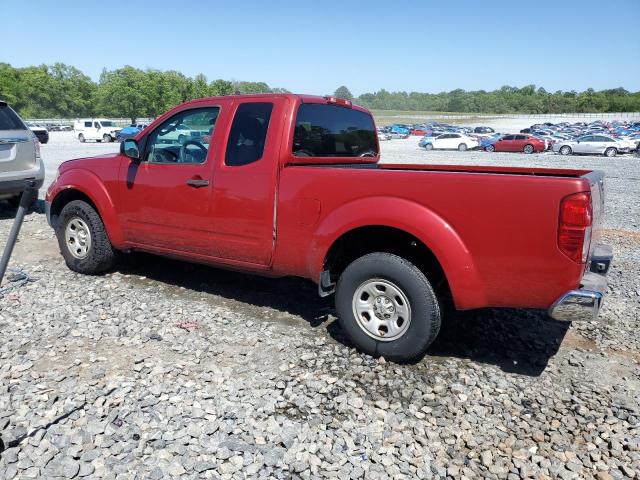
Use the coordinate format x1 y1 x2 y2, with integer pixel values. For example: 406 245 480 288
479 134 502 150
388 124 411 135
116 124 149 141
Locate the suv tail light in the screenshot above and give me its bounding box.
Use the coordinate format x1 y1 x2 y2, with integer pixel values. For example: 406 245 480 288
558 192 592 263
34 138 41 160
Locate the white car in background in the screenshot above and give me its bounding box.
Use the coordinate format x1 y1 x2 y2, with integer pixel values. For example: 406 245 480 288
553 134 635 157
73 119 121 143
157 123 204 144
422 133 479 151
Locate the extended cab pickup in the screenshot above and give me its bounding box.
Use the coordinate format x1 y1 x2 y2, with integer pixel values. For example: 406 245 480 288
45 94 613 361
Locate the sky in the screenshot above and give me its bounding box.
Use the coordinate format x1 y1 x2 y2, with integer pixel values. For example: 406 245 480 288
2 0 639 96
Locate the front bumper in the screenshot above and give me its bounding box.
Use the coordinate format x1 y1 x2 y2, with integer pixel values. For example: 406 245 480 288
548 245 613 322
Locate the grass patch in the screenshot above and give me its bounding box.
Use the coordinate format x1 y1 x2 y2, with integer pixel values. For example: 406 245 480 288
371 110 483 126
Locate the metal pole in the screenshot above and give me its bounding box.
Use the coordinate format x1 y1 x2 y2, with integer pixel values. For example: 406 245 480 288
0 180 38 286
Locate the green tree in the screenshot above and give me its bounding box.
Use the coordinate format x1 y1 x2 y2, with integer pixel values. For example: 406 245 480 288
210 79 234 96
334 86 353 100
95 66 150 124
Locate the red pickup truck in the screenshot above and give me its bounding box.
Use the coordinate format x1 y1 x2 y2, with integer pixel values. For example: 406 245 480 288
45 94 612 361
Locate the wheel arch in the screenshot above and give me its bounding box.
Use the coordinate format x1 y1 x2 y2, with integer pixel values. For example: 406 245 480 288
49 170 125 247
310 197 487 310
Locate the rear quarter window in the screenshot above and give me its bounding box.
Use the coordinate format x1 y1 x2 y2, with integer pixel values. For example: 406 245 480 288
225 102 273 167
293 104 378 157
0 105 27 130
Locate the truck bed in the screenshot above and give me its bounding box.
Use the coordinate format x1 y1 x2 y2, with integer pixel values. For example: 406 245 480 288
275 162 603 311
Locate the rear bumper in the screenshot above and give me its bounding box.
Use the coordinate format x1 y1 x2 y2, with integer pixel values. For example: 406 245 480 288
0 172 44 198
548 245 613 322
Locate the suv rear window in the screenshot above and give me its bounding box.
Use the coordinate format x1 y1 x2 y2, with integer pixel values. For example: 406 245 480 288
293 104 378 157
0 105 27 130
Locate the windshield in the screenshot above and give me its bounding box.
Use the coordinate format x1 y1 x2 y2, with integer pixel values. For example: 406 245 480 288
0 105 27 130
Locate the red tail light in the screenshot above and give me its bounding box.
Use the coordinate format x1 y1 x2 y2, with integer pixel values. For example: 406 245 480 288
558 192 592 263
324 96 352 107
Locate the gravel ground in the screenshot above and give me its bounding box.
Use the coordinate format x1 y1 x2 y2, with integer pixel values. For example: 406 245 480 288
0 130 639 479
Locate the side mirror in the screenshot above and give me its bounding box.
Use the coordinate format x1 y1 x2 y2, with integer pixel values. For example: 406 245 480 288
121 139 141 160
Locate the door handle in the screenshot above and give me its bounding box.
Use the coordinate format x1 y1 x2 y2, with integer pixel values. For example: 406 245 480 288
186 178 209 188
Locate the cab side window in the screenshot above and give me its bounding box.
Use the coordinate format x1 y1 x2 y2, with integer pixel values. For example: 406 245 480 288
145 107 220 164
225 103 273 166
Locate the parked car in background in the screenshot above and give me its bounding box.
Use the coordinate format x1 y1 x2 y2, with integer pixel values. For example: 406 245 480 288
116 126 142 142
553 135 634 157
474 126 495 134
422 133 478 151
478 134 502 150
25 122 49 144
73 119 121 143
485 134 545 153
0 101 44 206
377 129 391 141
388 131 410 139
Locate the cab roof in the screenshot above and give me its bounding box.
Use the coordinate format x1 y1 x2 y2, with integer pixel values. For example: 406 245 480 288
180 93 371 114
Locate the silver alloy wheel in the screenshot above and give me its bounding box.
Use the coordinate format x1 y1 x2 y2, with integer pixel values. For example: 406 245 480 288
486 145 494 152
560 146 571 155
352 278 411 342
458 143 467 151
65 217 92 259
425 143 433 150
524 144 534 154
103 134 111 143
605 147 616 157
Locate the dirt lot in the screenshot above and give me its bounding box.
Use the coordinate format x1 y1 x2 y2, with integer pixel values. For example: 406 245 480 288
1 130 639 479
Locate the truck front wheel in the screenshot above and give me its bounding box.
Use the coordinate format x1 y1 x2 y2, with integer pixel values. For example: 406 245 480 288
335 253 441 362
56 200 116 274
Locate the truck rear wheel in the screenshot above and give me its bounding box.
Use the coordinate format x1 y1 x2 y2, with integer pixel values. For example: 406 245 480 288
56 200 116 274
335 253 441 362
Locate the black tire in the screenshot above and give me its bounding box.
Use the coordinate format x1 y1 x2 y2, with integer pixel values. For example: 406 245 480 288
604 147 617 157
56 200 116 274
523 144 534 154
78 133 85 143
335 253 441 362
559 145 572 155
458 143 468 151
424 143 433 151
103 134 112 143
486 144 495 152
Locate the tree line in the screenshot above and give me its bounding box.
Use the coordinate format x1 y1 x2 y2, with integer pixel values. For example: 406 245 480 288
337 85 640 115
0 63 286 123
1 63 638 124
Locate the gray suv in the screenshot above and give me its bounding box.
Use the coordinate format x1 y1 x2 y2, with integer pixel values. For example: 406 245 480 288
0 101 44 205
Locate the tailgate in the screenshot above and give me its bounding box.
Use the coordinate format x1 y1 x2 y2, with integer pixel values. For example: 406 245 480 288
0 130 37 174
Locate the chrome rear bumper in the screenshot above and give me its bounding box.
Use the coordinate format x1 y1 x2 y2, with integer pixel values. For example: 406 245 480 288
548 245 612 322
